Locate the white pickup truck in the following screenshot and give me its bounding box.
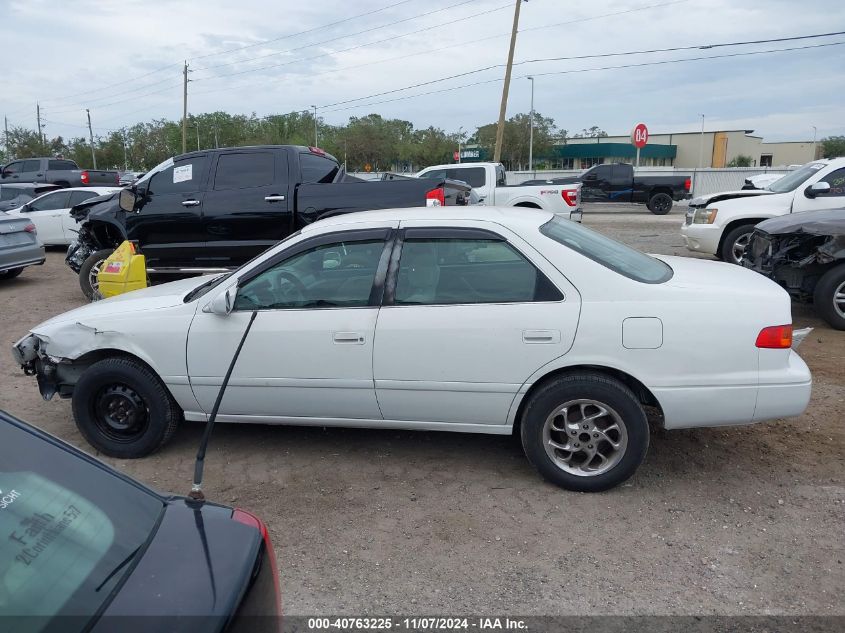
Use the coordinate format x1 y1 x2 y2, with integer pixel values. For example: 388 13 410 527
681 157 845 263
416 162 582 221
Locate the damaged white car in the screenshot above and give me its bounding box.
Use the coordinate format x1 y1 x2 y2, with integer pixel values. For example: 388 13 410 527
12 207 814 492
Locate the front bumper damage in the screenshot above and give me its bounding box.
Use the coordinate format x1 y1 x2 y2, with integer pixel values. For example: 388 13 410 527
12 333 86 401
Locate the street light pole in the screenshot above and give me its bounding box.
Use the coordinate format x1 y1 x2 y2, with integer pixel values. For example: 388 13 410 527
195 120 200 151
697 114 705 169
527 76 534 175
311 105 318 146
812 125 818 159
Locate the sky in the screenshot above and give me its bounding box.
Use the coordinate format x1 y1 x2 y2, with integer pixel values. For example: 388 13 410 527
2 0 844 144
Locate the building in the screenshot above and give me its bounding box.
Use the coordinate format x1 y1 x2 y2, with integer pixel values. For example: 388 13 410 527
460 130 821 170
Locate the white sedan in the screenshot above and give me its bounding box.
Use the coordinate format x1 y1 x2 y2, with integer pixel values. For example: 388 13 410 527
4 187 120 245
12 207 812 491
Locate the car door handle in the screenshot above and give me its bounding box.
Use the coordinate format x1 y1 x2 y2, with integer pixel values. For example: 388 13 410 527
264 195 286 202
522 329 560 344
333 331 365 344
181 199 201 207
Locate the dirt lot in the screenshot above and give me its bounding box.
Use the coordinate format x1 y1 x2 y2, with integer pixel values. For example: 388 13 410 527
1 205 843 616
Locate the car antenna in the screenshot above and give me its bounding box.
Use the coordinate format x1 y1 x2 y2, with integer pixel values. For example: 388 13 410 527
189 310 258 502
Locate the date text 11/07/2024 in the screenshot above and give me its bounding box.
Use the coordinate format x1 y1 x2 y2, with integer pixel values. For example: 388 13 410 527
306 617 528 630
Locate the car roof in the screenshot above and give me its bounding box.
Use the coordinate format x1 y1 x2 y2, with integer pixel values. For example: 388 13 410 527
301 206 554 233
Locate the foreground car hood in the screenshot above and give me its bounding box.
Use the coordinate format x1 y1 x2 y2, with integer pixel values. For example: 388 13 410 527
33 275 215 330
756 209 845 235
690 189 775 207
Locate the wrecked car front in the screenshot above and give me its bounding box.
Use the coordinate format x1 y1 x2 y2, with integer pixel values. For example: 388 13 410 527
11 276 210 401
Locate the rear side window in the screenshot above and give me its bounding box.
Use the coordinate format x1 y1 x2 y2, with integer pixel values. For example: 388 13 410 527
48 160 77 171
540 216 673 284
447 168 486 188
69 190 100 206
147 155 208 195
214 152 275 190
300 154 339 184
22 160 41 172
0 421 164 626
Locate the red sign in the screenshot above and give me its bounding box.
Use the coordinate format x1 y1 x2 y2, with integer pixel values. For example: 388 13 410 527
631 123 649 148
453 151 460 161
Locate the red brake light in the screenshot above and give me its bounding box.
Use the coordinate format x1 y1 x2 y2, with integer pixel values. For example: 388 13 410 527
308 146 326 157
684 177 691 191
80 170 89 184
426 187 446 207
755 325 792 349
23 223 36 233
561 189 578 207
232 508 282 615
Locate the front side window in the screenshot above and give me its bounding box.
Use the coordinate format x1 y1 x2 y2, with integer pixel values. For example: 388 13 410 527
22 160 41 172
214 152 275 190
29 191 71 212
235 238 385 310
147 156 207 196
819 168 845 196
540 216 673 284
3 162 23 175
767 162 826 193
394 237 561 305
0 420 163 628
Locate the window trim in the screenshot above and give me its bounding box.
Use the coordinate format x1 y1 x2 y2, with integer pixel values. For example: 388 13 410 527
233 227 395 311
383 227 564 307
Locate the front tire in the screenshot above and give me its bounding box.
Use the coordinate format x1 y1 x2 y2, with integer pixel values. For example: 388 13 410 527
813 265 845 330
520 373 649 492
72 356 181 458
78 248 114 300
647 192 673 215
720 224 755 264
0 267 24 280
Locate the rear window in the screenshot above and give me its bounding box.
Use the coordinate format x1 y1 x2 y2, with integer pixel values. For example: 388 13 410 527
48 160 77 171
0 420 164 627
540 216 673 284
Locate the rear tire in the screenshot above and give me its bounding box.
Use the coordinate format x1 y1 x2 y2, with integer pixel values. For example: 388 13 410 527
0 267 24 280
79 248 114 300
647 192 673 215
720 224 755 265
72 356 181 458
520 373 649 492
813 265 845 331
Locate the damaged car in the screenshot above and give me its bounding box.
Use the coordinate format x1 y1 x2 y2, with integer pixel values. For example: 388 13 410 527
743 208 845 330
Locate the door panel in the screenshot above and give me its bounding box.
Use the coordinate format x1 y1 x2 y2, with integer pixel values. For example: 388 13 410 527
126 155 209 267
201 151 291 266
792 167 845 213
25 190 71 244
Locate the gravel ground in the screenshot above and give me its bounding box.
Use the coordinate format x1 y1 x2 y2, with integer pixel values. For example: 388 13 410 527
1 203 842 616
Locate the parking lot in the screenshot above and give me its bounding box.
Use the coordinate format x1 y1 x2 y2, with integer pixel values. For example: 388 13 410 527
1 203 842 616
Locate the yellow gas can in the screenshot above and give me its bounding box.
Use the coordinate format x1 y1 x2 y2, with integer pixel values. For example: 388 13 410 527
97 241 148 299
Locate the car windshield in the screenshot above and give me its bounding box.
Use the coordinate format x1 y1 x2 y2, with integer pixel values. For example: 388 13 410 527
1 188 33 203
540 216 673 283
766 162 826 193
0 418 164 631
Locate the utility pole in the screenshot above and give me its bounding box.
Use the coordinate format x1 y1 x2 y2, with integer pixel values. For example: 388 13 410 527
195 120 200 151
697 114 705 169
182 61 189 154
493 0 524 163
86 108 97 169
812 125 818 159
122 127 128 171
311 105 318 146
36 102 43 146
3 115 8 158
527 76 534 175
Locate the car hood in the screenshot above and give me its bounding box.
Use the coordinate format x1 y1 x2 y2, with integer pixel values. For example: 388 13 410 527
689 189 775 207
654 254 789 300
70 191 120 221
756 209 845 236
32 275 213 331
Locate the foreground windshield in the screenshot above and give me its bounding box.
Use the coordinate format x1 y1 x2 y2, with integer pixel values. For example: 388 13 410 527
540 216 673 283
767 162 826 193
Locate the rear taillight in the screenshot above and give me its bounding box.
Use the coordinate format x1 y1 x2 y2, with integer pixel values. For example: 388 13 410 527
561 189 578 207
232 509 282 615
80 170 89 184
755 325 792 349
426 187 446 207
684 177 691 191
23 223 36 233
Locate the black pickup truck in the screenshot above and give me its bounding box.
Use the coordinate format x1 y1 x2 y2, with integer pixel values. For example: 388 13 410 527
67 145 473 298
523 162 690 214
1 157 119 188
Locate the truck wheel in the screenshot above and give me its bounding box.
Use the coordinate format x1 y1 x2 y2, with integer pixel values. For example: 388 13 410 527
813 265 845 331
520 373 649 492
720 225 755 265
72 356 181 458
79 248 114 300
647 192 673 215
0 267 24 280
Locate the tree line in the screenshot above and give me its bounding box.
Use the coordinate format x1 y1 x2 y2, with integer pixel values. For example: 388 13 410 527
0 110 587 173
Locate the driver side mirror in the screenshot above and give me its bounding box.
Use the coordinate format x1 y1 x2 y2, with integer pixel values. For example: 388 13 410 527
805 181 831 198
205 286 237 316
118 188 138 212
